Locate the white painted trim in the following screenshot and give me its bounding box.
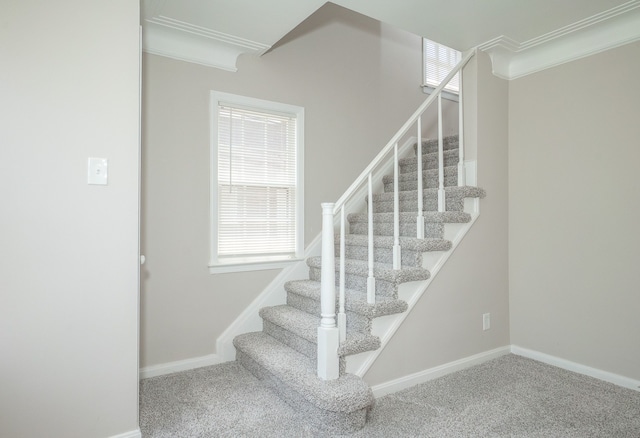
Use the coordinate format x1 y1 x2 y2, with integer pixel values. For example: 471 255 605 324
511 345 640 392
142 17 270 71
109 429 141 438
139 354 222 379
480 1 640 79
370 346 511 398
209 91 305 273
208 258 304 274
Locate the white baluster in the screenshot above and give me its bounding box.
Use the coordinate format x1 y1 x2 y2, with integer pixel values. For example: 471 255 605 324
437 94 446 213
416 118 424 239
318 203 339 380
393 142 401 270
367 173 375 304
338 207 346 343
458 67 466 187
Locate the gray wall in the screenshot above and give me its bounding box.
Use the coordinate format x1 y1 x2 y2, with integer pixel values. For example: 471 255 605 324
0 1 140 437
509 41 640 380
141 4 430 367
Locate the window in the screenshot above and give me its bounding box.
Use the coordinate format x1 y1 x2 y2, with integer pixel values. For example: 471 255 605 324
423 38 461 97
210 91 304 273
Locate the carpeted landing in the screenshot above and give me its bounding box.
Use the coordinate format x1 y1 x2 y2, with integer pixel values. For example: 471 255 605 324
139 354 640 437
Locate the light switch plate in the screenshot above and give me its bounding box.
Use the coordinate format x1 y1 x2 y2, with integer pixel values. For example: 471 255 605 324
88 158 108 185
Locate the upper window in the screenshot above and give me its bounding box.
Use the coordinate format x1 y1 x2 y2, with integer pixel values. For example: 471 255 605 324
209 91 304 273
423 38 461 94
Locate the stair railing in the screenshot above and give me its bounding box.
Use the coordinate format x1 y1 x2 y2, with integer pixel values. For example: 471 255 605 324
317 49 476 380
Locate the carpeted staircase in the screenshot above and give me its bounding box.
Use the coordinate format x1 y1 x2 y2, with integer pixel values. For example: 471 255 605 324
233 134 486 433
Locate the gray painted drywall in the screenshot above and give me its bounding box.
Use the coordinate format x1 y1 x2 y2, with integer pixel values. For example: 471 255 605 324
509 41 640 381
0 1 140 437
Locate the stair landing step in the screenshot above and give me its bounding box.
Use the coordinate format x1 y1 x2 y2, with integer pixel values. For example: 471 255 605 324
259 305 381 356
234 332 374 413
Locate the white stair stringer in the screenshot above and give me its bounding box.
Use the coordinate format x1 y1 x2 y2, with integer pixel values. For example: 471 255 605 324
346 167 480 377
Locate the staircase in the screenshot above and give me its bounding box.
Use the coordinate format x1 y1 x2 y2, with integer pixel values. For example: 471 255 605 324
233 133 486 433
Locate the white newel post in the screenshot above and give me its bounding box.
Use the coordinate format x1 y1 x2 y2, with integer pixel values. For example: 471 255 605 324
318 203 339 380
458 67 466 187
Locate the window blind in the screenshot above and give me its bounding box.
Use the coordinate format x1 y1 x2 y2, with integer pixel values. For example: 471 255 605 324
424 39 461 93
217 104 298 259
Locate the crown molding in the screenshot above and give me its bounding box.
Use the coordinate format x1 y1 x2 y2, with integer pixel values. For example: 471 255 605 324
480 0 640 80
141 16 270 71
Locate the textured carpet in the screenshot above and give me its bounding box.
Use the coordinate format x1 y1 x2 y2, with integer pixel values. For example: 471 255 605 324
139 354 640 437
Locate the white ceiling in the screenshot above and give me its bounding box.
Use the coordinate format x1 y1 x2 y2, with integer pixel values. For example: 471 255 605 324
333 0 634 50
141 0 640 78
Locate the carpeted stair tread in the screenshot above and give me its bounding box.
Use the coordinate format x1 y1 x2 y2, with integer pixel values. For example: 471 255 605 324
370 186 486 203
285 279 409 318
348 210 472 224
260 305 381 357
233 332 374 413
307 256 430 283
336 234 452 253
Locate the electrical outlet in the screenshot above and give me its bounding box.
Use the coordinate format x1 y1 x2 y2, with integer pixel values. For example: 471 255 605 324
483 313 491 331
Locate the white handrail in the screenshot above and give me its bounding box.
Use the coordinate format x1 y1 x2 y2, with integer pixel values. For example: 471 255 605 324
332 49 476 216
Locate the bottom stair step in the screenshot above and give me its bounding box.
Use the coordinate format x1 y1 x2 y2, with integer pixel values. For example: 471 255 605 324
234 332 374 434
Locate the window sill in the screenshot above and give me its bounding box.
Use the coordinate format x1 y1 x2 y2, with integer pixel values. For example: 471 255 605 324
208 257 304 274
421 85 459 103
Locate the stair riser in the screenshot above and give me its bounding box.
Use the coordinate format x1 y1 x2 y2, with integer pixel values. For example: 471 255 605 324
414 139 459 155
261 320 343 371
235 350 366 433
400 154 459 174
372 197 465 213
286 293 372 333
309 267 399 299
349 222 445 239
335 243 423 267
383 175 458 192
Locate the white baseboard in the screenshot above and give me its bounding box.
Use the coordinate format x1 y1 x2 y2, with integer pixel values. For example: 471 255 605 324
370 346 511 398
139 353 222 379
110 429 141 438
511 345 640 392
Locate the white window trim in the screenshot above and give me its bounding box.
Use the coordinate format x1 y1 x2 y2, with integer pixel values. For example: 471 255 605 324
209 91 304 274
